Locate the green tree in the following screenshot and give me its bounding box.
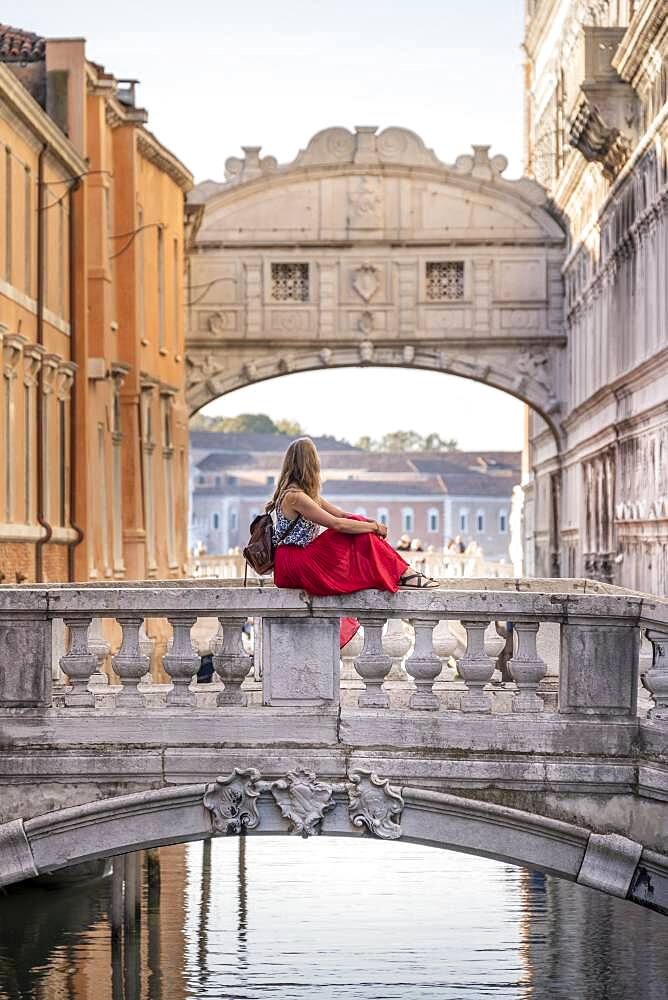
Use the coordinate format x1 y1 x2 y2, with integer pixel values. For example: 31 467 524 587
378 430 424 452
354 435 377 450
422 432 459 452
275 418 305 437
220 413 278 433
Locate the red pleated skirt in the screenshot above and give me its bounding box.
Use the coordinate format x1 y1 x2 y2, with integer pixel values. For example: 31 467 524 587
274 526 409 648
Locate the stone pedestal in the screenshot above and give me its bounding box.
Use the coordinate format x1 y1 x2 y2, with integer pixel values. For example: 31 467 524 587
262 618 340 707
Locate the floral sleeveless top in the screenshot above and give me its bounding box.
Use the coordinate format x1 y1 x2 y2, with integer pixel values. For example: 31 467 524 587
273 492 320 548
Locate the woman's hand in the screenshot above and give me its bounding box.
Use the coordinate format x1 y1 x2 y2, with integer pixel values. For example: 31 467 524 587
374 522 388 539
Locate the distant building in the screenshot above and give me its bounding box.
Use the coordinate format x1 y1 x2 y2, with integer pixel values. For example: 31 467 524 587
0 25 192 582
189 431 520 561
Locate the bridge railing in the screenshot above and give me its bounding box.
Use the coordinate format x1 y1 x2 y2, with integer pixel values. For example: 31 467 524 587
0 580 666 720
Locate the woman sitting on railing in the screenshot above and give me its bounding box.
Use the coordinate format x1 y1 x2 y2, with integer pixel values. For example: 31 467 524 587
266 437 438 647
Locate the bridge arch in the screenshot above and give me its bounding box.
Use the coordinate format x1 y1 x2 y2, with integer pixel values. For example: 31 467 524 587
3 783 666 914
186 126 568 448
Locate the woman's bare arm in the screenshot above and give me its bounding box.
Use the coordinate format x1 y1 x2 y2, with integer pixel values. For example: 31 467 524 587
320 497 352 518
286 491 385 536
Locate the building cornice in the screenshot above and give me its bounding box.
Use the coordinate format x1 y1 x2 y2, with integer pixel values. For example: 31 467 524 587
613 0 668 84
0 64 86 176
137 128 193 192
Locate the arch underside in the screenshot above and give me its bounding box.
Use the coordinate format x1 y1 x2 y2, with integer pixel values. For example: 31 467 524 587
186 343 565 445
4 784 665 914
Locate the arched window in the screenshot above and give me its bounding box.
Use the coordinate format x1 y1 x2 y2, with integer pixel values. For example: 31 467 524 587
476 511 485 533
428 508 439 533
212 512 220 530
229 510 238 532
377 508 389 528
499 509 508 534
459 509 468 533
402 508 414 533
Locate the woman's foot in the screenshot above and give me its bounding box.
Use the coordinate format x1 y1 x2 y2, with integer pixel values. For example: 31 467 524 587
399 571 439 589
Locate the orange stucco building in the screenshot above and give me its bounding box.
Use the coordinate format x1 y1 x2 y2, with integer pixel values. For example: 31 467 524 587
0 25 193 584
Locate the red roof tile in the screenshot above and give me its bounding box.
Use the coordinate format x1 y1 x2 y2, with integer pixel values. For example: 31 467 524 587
0 24 45 63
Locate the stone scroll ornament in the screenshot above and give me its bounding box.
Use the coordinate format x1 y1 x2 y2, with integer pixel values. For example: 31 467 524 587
203 768 261 834
270 769 335 838
347 770 404 840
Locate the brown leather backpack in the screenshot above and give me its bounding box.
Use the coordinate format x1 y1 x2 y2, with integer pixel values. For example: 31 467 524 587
242 512 301 584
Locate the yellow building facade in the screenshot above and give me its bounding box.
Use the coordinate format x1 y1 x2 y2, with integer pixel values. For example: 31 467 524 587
0 26 192 584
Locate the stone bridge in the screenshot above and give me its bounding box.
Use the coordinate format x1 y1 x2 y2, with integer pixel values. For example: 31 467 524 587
185 126 567 443
1 580 667 915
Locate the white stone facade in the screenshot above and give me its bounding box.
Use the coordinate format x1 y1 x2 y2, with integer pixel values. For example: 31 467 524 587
524 0 668 593
185 127 566 435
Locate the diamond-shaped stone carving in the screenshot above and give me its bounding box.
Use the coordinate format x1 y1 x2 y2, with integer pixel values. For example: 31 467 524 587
203 768 261 834
270 768 335 838
352 262 380 303
347 770 404 840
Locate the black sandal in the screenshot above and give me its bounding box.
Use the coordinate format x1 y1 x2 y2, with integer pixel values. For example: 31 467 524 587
399 571 439 590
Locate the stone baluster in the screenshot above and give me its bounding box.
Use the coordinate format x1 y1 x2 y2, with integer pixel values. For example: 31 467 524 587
509 621 548 712
341 628 364 684
382 619 412 681
458 618 495 713
209 621 224 684
163 616 199 707
354 616 392 708
87 617 111 686
643 629 668 722
112 617 150 708
60 617 97 707
212 617 253 706
405 619 441 711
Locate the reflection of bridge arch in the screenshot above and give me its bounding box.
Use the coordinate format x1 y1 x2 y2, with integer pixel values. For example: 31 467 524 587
186 126 567 449
8 783 666 914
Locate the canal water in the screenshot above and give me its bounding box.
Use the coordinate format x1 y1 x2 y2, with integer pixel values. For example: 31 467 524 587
0 837 666 1000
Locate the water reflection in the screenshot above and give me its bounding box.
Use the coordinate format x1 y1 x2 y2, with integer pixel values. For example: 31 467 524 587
0 838 666 1000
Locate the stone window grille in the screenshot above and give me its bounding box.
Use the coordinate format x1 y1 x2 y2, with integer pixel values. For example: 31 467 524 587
425 261 464 301
271 262 309 302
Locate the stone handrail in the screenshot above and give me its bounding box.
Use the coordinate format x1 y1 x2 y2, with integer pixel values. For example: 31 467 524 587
0 579 666 720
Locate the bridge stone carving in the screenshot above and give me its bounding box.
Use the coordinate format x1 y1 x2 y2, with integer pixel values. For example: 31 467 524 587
186 126 567 441
0 579 667 913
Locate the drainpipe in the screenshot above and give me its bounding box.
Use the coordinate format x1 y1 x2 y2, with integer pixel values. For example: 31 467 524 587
35 143 52 583
66 176 84 581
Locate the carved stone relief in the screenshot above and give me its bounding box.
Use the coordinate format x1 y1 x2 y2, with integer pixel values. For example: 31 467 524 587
348 177 383 228
270 769 335 837
347 770 404 840
352 262 380 302
201 768 405 842
203 768 261 834
208 312 237 335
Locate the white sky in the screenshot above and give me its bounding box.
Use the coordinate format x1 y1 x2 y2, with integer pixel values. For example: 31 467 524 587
7 0 527 449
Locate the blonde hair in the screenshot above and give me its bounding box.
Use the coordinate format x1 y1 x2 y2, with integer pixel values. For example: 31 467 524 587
265 437 321 513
